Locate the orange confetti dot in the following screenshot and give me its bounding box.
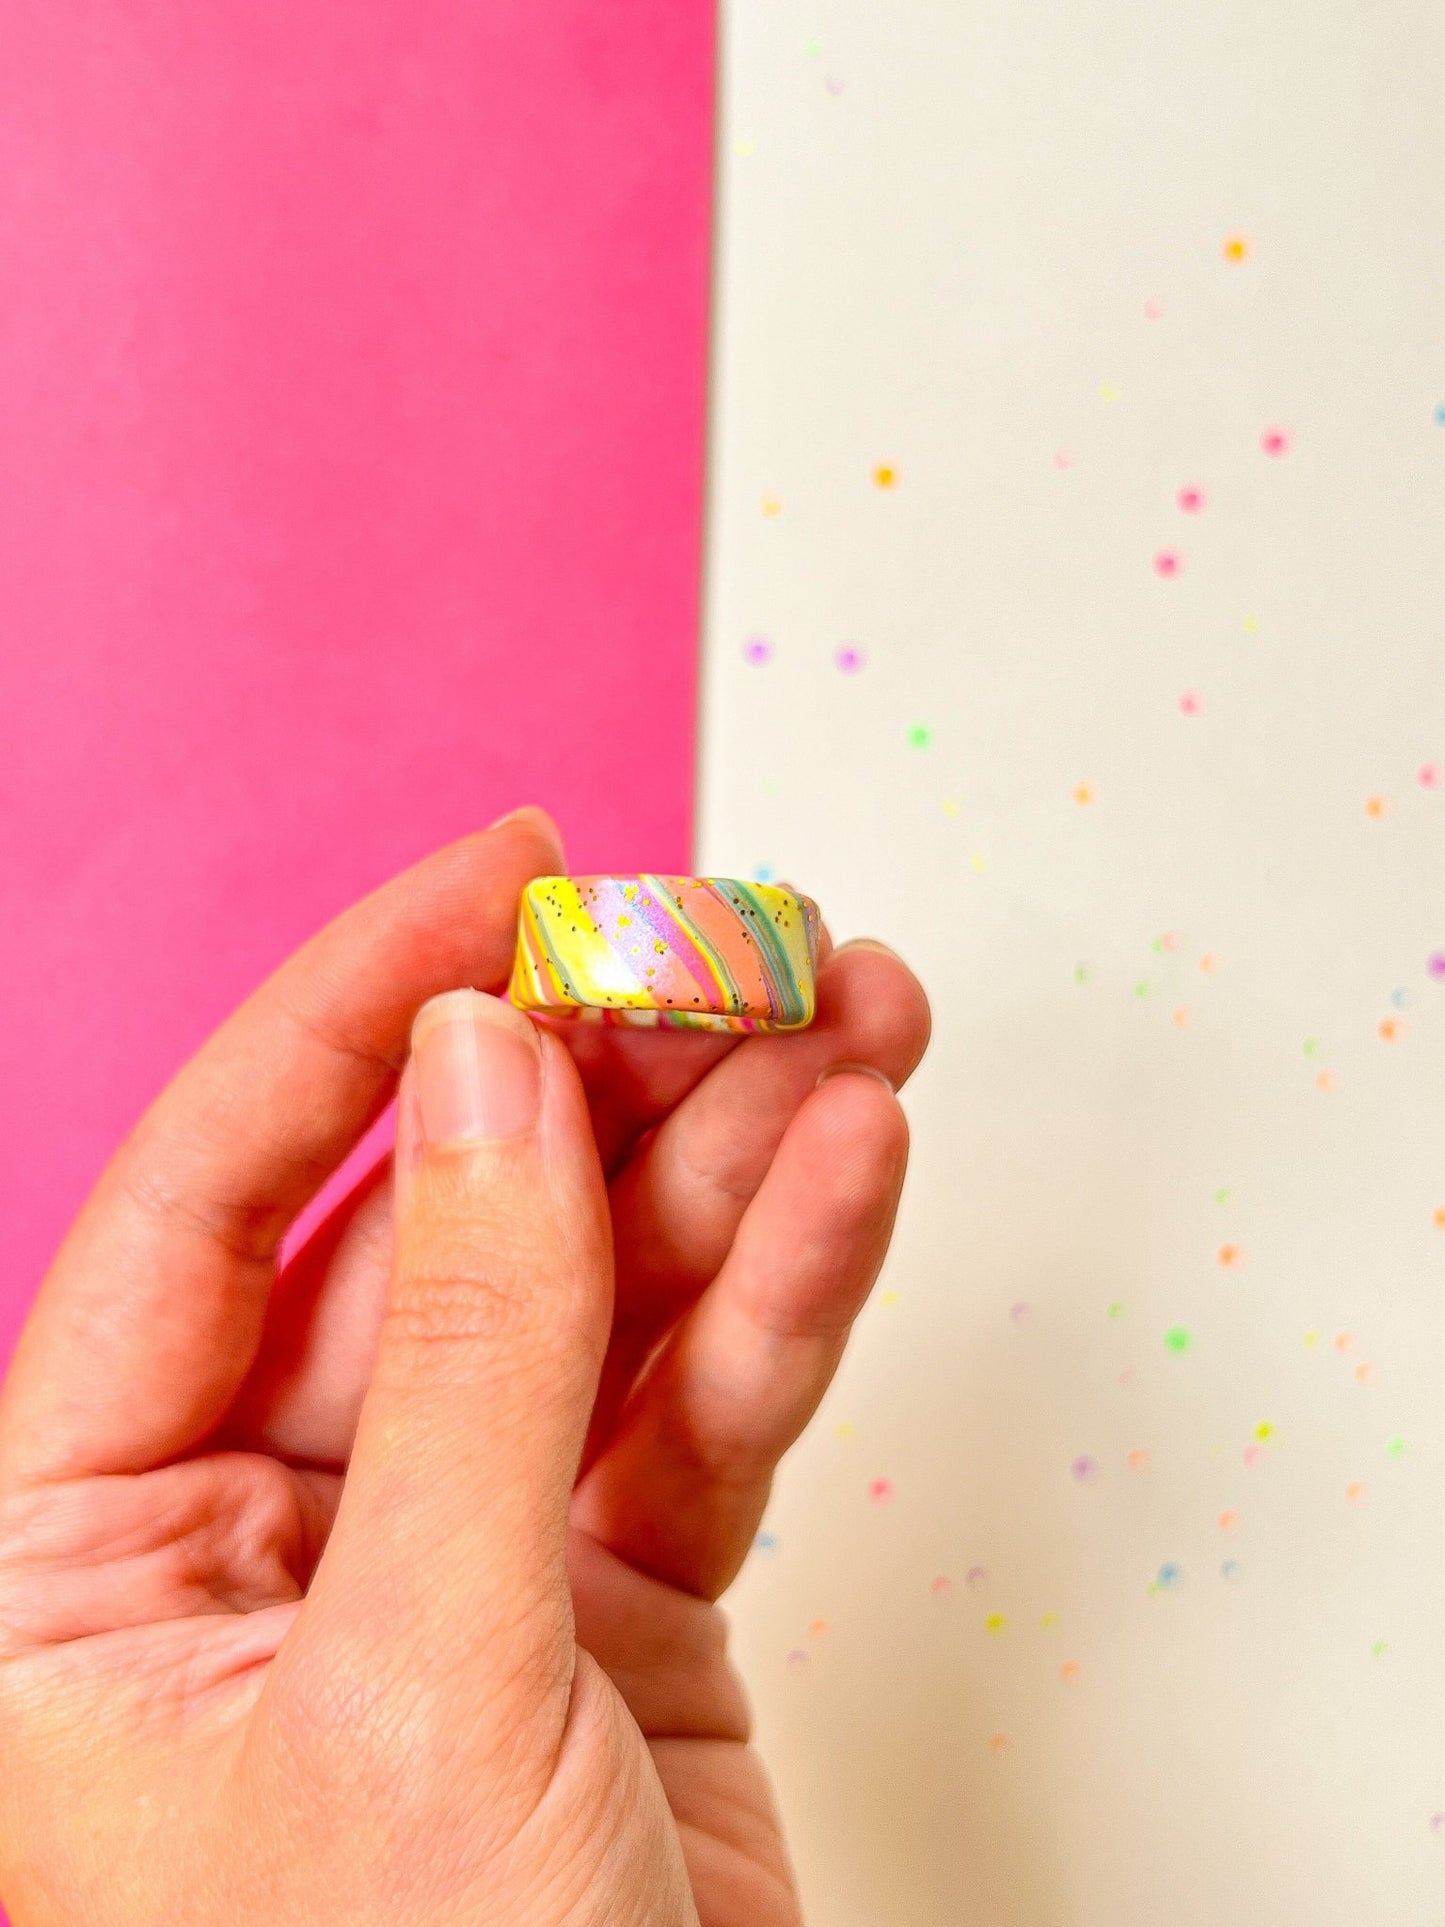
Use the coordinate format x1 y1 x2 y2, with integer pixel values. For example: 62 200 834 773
873 464 898 489
1199 953 1220 973
1223 234 1250 262
1218 1243 1242 1269
1365 795 1388 819
1379 1018 1403 1042
1316 1070 1337 1093
1355 1363 1373 1385
1334 1331 1354 1354
1060 1661 1081 1684
989 1732 1011 1754
1127 1448 1149 1471
1346 1482 1366 1503
1218 1509 1239 1532
1434 1207 1445 1230
1172 1007 1191 1029
808 1619 830 1636
1073 782 1095 806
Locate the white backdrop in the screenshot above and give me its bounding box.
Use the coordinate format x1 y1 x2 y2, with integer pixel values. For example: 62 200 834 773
698 4 1445 1922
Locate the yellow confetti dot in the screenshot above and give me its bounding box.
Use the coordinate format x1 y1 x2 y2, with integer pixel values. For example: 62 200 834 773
1254 1421 1274 1442
969 851 988 873
879 1289 900 1309
942 796 961 816
1242 614 1260 632
1365 795 1388 819
1073 782 1095 806
1100 383 1120 401
735 138 755 159
872 464 898 489
1040 1612 1060 1630
834 1423 854 1440
1223 234 1250 262
1304 1329 1320 1349
985 1613 1006 1634
760 495 783 517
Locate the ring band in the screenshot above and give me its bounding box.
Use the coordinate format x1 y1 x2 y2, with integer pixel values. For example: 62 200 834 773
509 875 822 1032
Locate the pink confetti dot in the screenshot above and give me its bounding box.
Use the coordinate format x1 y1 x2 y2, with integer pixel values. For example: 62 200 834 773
1243 1444 1263 1469
1420 764 1441 789
1144 298 1166 320
1177 485 1207 513
1153 550 1183 578
835 643 865 673
1054 450 1075 470
867 1477 894 1504
1261 426 1291 457
930 1575 955 1599
744 635 773 665
1179 691 1202 716
1428 952 1445 981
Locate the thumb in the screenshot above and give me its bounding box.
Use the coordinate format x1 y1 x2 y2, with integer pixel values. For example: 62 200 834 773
287 989 613 1753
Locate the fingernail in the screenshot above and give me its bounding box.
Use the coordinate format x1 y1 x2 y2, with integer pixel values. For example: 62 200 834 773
411 990 542 1146
816 1060 897 1092
487 803 565 853
839 937 904 963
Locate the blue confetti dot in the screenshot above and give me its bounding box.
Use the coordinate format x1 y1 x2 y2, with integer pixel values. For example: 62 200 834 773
753 864 775 883
755 1531 778 1552
1221 1560 1243 1583
1157 1562 1183 1589
1435 403 1445 425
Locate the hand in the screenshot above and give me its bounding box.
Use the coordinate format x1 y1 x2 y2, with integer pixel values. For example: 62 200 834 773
0 811 929 1926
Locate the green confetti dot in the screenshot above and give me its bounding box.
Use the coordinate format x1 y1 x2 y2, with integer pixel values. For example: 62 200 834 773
1134 981 1151 999
1215 1186 1232 1206
1371 1639 1390 1659
1108 1302 1126 1320
1387 1436 1408 1458
803 36 823 57
1164 1326 1193 1353
1303 1037 1318 1057
1074 963 1092 985
907 724 932 750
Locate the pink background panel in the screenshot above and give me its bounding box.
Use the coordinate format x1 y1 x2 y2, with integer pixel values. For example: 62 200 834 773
0 3 715 1377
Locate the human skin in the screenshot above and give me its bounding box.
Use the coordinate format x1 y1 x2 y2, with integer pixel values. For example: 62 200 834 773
0 808 930 1926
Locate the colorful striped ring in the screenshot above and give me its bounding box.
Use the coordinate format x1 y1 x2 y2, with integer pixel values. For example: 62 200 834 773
509 875 822 1032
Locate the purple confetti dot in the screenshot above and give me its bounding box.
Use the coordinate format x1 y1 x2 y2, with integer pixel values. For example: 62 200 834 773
1071 1455 1100 1486
744 635 773 666
1009 1301 1031 1324
965 1565 987 1590
835 643 865 673
1428 952 1445 981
